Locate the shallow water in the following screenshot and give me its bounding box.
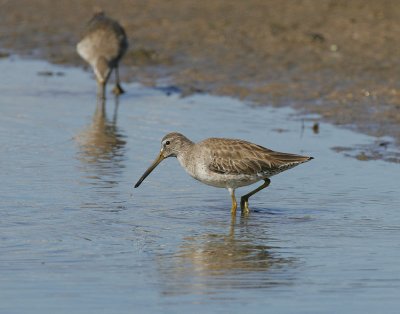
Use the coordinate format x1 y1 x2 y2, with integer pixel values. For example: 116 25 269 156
1 57 400 313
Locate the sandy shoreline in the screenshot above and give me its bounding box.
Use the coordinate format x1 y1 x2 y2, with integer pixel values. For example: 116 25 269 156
1 0 399 159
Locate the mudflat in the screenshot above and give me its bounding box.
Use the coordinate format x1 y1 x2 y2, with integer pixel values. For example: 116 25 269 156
1 0 399 147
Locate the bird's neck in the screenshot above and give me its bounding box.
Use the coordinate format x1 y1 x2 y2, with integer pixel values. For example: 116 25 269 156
176 139 195 166
179 138 194 155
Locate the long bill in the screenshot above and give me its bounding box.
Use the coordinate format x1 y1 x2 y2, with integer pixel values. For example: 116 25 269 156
134 152 165 188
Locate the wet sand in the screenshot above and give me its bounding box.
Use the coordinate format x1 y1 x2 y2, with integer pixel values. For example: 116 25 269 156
1 0 399 150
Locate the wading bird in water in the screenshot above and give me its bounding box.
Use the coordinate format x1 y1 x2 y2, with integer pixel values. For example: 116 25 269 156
77 12 128 101
135 132 313 215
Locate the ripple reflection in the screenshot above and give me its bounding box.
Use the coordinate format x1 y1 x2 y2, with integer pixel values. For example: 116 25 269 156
75 98 126 188
157 215 295 296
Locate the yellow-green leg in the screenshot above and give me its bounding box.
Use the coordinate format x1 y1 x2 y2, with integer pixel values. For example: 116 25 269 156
97 80 106 102
228 188 237 216
112 66 125 95
240 178 271 214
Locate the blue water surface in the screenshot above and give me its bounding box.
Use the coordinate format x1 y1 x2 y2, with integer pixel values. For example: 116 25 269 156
1 57 400 314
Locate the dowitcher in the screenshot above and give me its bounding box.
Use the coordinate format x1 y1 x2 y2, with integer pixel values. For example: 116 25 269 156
135 132 313 215
77 12 128 100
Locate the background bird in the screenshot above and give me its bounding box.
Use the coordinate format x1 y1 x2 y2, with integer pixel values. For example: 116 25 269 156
77 11 128 101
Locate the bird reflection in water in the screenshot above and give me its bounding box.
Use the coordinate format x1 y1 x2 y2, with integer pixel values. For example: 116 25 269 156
157 215 295 295
76 98 126 188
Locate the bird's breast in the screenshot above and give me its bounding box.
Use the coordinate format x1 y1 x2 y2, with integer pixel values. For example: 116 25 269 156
176 153 261 189
177 153 218 187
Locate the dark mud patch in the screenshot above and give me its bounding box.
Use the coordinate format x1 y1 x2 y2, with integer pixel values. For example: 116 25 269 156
332 139 400 163
0 51 10 58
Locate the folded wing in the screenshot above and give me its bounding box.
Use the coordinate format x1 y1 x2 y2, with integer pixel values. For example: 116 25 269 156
207 139 311 176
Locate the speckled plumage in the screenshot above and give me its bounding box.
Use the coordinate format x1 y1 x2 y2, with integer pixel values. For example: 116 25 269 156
135 132 313 215
77 12 128 99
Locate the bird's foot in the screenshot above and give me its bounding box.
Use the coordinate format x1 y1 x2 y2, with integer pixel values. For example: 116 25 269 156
112 84 125 95
240 197 250 214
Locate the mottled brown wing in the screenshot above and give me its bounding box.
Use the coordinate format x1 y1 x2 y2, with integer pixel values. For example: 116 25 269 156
207 138 311 175
207 139 281 175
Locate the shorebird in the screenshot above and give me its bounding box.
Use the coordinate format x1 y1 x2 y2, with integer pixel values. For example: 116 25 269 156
135 132 313 215
77 12 128 100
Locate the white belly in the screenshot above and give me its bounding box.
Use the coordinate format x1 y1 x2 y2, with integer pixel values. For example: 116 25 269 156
177 155 262 189
77 39 96 66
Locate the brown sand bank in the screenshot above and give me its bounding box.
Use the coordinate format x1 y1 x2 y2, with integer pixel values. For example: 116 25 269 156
1 0 399 159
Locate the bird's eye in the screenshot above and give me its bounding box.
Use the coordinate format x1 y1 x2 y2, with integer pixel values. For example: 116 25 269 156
165 141 170 145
